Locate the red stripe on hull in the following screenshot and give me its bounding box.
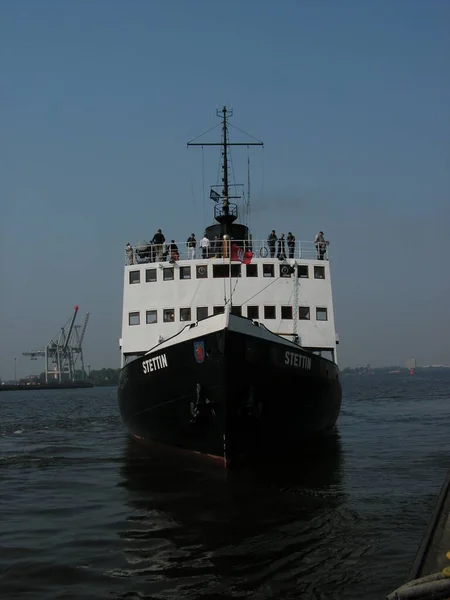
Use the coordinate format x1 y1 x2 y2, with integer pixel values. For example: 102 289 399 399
130 432 226 466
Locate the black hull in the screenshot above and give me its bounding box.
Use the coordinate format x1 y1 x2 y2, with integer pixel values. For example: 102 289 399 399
118 323 342 466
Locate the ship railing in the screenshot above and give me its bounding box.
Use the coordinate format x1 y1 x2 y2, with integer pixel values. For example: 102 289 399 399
386 571 450 600
125 239 330 265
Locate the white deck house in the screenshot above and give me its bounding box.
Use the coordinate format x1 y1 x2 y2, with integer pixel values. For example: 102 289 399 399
119 239 339 367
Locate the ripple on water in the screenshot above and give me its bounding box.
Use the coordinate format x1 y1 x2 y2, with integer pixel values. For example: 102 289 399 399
0 378 449 599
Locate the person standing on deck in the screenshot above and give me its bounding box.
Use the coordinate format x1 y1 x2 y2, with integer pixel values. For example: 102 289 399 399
125 243 134 265
277 233 286 260
212 235 222 258
268 230 277 258
314 231 328 260
152 229 165 262
168 240 179 262
200 234 210 259
186 233 196 259
287 232 295 259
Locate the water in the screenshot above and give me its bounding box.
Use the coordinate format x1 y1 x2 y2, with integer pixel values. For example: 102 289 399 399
1 372 449 600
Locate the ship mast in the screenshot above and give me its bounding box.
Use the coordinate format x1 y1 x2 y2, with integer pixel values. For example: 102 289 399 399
187 106 263 236
221 106 229 211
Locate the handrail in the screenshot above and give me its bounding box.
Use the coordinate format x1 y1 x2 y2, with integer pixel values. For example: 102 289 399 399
125 239 330 265
407 469 450 581
386 570 450 599
387 469 450 599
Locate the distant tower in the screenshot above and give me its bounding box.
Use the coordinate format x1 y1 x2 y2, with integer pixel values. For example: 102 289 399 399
22 306 90 383
406 357 416 369
406 357 417 375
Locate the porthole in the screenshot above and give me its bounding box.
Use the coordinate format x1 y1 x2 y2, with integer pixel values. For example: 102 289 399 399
280 264 294 278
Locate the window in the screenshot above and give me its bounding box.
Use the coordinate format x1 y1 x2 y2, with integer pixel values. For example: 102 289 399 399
246 264 258 277
163 309 175 322
247 306 259 319
314 266 325 279
281 306 293 319
213 264 229 278
145 268 157 283
129 271 140 284
180 266 191 280
231 306 242 316
196 265 208 279
197 306 208 321
211 264 242 278
146 310 157 324
180 308 191 321
128 311 140 326
124 352 145 364
264 306 276 319
163 267 174 281
316 307 328 321
299 307 310 320
263 264 274 278
231 264 241 278
280 264 294 278
213 306 225 315
298 265 308 278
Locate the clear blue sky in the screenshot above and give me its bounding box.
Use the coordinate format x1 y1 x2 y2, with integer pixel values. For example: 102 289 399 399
1 0 449 378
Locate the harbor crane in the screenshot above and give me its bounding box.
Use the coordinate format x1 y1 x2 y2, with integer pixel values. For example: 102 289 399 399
22 305 90 383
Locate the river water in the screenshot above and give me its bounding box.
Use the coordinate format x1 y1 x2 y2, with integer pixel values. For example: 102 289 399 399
1 371 449 599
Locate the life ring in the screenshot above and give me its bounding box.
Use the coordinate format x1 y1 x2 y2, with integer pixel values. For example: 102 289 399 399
198 266 206 276
281 265 291 277
259 246 268 258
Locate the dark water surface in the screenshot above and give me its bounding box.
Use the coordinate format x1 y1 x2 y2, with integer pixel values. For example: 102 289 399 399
1 372 449 600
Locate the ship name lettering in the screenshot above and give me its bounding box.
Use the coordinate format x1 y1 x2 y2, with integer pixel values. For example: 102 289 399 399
142 354 168 374
284 351 312 370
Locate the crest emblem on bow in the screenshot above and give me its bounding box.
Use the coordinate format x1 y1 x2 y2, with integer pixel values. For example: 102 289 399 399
193 341 205 364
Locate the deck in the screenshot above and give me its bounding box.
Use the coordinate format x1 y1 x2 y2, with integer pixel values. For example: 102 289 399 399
125 239 329 265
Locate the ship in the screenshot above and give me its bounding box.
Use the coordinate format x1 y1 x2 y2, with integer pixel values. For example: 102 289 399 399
118 107 342 467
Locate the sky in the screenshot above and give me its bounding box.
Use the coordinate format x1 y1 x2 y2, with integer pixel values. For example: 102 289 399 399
0 0 449 378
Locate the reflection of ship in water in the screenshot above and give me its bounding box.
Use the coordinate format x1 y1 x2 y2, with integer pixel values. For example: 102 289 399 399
120 433 344 494
117 434 345 572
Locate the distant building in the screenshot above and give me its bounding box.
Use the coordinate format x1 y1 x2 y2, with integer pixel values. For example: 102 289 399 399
406 358 417 370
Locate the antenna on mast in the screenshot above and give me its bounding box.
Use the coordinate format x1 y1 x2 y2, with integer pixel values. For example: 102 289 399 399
187 106 263 236
246 156 251 228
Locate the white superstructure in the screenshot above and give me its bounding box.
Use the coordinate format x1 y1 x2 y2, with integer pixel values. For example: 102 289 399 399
119 239 339 366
